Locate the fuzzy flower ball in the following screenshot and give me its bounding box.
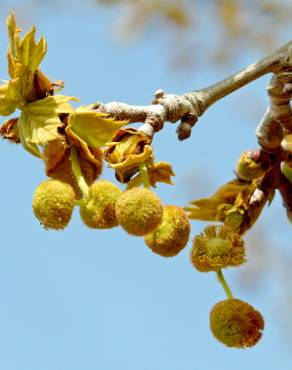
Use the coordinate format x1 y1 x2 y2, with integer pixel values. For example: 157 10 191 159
191 224 246 272
80 180 122 229
115 187 163 236
210 298 264 348
32 179 76 230
144 205 190 257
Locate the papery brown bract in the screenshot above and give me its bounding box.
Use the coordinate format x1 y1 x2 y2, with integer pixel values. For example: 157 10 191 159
0 118 19 143
104 128 153 183
127 161 175 189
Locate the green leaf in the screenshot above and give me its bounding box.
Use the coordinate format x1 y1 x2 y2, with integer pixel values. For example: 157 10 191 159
29 36 47 71
126 161 175 189
213 179 248 202
0 77 23 116
6 12 47 73
18 27 47 71
22 95 76 144
68 107 127 148
185 198 222 221
18 114 42 158
185 178 250 223
6 12 20 58
18 95 77 156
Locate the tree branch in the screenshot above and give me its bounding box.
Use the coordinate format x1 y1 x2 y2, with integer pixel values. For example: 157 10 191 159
93 41 292 141
256 72 292 151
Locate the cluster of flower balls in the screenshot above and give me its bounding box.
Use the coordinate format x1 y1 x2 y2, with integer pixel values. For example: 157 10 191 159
32 179 191 257
32 178 264 348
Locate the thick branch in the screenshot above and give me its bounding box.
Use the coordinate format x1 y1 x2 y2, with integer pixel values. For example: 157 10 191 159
192 41 292 113
93 41 292 140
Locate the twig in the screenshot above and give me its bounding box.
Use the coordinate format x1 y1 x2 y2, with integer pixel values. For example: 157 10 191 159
93 41 292 141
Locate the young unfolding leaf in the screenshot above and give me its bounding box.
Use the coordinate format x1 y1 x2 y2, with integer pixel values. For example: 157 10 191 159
18 95 76 157
18 113 42 158
186 178 272 234
7 12 47 72
0 12 63 121
0 12 56 120
68 107 127 148
185 198 225 222
148 161 175 186
127 161 175 189
0 77 23 116
6 12 20 58
185 179 249 222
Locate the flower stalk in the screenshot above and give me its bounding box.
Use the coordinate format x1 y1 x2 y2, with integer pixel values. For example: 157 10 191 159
217 270 233 299
139 162 150 189
70 147 89 199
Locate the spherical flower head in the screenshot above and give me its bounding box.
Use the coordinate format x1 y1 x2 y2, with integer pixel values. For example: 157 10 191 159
80 180 122 229
144 205 190 257
115 187 163 236
210 298 264 348
191 224 246 272
32 179 76 230
235 149 265 181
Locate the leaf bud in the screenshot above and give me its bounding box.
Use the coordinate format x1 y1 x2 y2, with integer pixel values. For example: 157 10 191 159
210 298 264 348
235 149 265 181
190 224 246 272
79 180 122 229
115 187 163 236
32 179 76 230
144 205 190 257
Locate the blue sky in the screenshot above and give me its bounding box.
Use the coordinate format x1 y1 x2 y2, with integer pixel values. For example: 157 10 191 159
0 1 291 370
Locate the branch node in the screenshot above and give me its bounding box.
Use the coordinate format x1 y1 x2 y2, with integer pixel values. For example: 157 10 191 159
154 89 165 100
145 113 164 132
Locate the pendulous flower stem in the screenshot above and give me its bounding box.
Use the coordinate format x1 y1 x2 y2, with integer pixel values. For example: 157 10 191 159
70 147 89 199
217 270 233 299
139 162 150 188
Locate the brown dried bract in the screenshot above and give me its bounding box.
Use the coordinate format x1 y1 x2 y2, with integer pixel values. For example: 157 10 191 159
104 128 153 183
44 127 103 199
0 118 20 143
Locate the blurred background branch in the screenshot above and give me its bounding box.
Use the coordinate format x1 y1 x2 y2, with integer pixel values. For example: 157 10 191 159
96 0 292 68
2 0 291 69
